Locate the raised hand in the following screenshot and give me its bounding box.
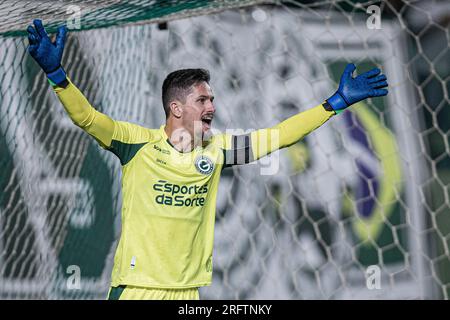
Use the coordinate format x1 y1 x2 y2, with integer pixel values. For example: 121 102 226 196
27 19 68 85
326 63 388 114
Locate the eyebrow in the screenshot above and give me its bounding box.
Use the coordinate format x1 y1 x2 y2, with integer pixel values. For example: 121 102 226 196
196 95 214 101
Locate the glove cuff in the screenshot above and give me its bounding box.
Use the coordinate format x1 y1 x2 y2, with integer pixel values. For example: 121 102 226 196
326 92 348 114
46 66 67 86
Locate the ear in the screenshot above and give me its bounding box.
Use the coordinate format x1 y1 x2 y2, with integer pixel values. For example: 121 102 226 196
169 101 183 118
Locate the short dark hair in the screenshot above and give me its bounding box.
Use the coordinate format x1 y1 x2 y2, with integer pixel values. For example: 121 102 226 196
162 68 210 118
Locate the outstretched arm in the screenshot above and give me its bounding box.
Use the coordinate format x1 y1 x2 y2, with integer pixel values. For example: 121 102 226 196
27 19 115 148
53 79 115 148
223 63 389 166
27 19 153 163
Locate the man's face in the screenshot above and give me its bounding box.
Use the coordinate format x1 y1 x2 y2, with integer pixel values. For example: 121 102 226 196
179 81 215 141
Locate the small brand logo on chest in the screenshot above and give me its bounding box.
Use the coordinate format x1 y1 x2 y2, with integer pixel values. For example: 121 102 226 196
154 144 170 155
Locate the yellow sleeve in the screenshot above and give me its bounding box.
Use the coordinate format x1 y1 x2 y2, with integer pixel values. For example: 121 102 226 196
53 79 153 165
220 104 335 167
251 104 335 160
53 78 115 148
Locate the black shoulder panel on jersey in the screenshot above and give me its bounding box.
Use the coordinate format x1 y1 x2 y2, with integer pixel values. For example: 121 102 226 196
223 133 254 168
108 140 148 166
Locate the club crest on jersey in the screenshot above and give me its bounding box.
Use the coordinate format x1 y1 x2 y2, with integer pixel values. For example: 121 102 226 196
195 156 214 175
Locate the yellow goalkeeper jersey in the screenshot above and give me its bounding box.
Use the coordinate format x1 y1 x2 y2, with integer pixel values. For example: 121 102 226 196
53 79 334 289
108 123 228 288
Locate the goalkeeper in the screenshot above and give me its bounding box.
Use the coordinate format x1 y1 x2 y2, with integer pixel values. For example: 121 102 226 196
27 20 388 300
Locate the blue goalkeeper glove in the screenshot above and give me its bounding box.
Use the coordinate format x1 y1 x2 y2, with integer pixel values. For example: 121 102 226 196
27 19 68 85
325 63 388 114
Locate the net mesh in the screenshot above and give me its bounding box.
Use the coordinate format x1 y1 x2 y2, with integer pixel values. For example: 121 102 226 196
0 0 449 299
0 0 268 36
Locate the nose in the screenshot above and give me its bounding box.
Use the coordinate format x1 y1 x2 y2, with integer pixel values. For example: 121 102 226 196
206 100 215 114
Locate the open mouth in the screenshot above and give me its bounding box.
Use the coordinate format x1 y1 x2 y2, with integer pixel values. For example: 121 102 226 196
201 115 213 128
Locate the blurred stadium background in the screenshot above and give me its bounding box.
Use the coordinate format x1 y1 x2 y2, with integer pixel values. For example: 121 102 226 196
0 0 449 299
